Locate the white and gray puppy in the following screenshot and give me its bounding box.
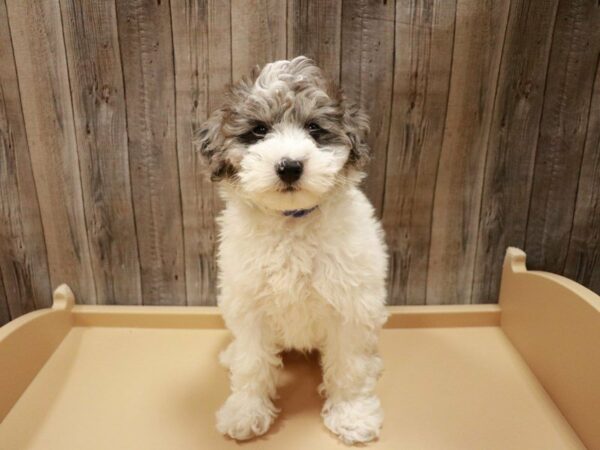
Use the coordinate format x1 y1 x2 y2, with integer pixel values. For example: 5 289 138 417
195 56 388 445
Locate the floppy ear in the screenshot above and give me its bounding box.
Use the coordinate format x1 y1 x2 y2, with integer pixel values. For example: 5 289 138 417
193 109 229 181
343 102 370 169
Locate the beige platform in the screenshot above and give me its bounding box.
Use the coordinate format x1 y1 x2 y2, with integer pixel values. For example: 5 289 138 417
0 248 598 450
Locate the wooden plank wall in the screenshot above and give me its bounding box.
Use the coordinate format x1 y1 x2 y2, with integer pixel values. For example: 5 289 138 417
0 0 599 324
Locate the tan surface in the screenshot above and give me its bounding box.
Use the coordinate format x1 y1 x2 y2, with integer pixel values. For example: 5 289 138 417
500 247 600 450
2 248 598 449
0 325 583 450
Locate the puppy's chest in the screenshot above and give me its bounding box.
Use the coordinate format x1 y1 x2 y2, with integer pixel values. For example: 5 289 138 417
254 231 319 300
266 297 331 350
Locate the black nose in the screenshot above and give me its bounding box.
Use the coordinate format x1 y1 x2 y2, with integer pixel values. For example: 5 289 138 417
276 158 303 184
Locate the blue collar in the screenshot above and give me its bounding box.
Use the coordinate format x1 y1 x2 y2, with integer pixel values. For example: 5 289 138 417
282 205 318 218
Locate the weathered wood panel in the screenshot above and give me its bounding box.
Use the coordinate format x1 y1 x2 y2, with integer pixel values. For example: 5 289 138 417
525 0 600 273
0 0 51 322
6 0 96 304
472 0 560 303
287 0 342 81
427 0 510 304
60 0 142 305
231 0 286 80
340 0 395 216
115 0 186 305
382 0 456 305
1 0 599 318
564 57 600 293
171 0 231 305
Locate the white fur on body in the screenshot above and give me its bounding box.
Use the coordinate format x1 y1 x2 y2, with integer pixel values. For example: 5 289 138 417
216 186 388 444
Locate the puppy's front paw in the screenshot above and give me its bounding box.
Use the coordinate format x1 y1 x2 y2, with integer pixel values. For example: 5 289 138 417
322 396 383 445
216 392 278 440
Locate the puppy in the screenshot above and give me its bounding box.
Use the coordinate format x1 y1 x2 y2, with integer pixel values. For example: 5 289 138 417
195 56 388 445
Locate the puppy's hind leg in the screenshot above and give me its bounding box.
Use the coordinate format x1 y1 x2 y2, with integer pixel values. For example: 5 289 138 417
216 324 282 441
319 320 384 445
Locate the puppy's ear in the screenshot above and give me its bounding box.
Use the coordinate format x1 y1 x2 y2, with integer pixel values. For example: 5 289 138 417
343 102 370 169
194 109 229 181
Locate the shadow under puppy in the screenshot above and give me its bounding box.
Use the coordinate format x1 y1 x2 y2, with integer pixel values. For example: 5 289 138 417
195 56 388 445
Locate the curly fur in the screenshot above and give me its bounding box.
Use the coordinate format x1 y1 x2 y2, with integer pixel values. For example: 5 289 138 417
195 57 388 445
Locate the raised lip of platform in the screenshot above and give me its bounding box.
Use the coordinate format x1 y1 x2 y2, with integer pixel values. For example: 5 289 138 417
500 247 600 450
66 303 501 329
502 247 600 311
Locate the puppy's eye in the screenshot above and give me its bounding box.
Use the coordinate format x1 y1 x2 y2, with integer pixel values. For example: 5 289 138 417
306 122 322 134
306 122 327 142
252 124 269 137
239 122 269 144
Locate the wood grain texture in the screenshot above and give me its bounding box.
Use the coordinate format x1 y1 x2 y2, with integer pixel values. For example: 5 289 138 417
6 0 96 304
564 57 600 294
1 0 600 318
471 0 560 303
0 0 51 319
340 0 395 216
287 0 342 81
382 0 457 305
231 0 286 80
427 0 510 304
115 0 186 305
171 0 231 306
525 0 600 273
59 0 142 305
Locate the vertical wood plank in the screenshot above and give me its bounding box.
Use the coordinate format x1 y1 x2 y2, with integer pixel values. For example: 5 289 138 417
340 0 395 216
564 57 600 294
0 0 51 319
427 0 510 304
525 0 600 274
231 0 286 80
287 0 342 81
115 0 186 305
6 0 96 304
59 0 142 305
171 0 232 306
381 0 456 305
205 1 232 106
471 0 560 303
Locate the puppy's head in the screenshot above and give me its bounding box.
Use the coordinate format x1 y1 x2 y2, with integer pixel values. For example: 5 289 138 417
195 56 369 211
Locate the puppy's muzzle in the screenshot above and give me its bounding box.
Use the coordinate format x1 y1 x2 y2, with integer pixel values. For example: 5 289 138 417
276 158 303 185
